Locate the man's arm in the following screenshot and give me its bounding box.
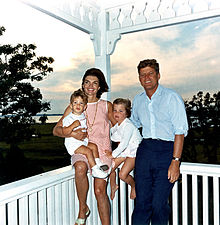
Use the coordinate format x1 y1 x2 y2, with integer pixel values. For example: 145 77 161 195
168 134 184 183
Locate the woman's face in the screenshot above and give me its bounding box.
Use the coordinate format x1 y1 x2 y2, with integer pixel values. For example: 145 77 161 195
82 75 100 97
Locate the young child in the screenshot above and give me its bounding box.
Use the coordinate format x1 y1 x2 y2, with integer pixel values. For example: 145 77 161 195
105 98 142 200
63 89 108 179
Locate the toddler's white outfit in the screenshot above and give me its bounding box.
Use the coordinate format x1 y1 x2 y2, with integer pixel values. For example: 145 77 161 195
63 112 88 156
111 118 142 158
63 112 108 179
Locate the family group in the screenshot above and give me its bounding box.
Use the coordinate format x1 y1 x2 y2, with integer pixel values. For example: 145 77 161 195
53 59 188 225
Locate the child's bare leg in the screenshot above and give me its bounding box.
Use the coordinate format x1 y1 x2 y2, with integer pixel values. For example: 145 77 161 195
87 142 99 158
75 145 108 179
109 171 118 200
75 145 96 168
119 157 136 199
88 142 109 171
110 157 125 200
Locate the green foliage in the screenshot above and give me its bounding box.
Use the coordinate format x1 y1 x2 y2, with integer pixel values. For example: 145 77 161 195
0 26 54 145
39 114 48 124
184 91 220 164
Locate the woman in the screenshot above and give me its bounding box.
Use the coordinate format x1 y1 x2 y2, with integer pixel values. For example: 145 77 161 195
53 68 116 225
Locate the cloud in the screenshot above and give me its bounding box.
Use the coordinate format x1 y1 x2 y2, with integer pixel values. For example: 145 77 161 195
110 17 220 106
1 1 220 114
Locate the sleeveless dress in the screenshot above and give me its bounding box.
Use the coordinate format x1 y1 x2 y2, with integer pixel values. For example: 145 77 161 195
71 99 112 171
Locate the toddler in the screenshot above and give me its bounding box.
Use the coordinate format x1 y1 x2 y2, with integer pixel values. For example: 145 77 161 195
63 89 108 179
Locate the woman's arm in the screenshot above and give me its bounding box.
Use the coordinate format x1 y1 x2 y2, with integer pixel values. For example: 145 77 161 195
107 101 117 126
53 105 71 137
63 120 80 136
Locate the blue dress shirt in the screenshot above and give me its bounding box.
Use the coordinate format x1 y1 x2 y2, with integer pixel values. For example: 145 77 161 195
130 84 188 141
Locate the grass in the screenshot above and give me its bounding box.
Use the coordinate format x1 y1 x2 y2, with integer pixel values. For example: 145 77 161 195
0 123 70 180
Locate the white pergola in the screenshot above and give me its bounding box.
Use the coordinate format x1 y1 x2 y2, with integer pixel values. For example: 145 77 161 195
1 1 220 225
21 0 220 98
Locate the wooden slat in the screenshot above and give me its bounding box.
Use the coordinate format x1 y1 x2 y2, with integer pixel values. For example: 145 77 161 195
192 174 198 225
19 196 28 225
203 176 209 225
38 189 47 225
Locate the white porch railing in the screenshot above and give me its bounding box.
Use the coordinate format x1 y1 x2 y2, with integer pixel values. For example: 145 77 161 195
0 162 219 225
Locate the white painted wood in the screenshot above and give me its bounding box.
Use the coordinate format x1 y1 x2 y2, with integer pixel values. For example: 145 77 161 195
172 182 178 225
133 1 147 25
202 176 209 225
38 189 47 225
120 178 127 225
8 200 18 225
128 171 134 225
0 204 7 225
47 186 55 225
29 193 38 225
0 163 220 225
213 176 219 225
55 183 63 225
18 196 28 225
192 174 198 225
182 173 188 225
68 179 75 225
158 0 176 19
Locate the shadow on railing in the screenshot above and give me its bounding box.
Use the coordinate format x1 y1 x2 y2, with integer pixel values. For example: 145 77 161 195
0 162 219 225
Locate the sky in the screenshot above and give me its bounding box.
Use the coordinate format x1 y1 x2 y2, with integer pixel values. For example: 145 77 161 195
1 0 220 114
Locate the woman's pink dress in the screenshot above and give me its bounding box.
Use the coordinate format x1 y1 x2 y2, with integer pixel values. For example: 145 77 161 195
71 99 112 171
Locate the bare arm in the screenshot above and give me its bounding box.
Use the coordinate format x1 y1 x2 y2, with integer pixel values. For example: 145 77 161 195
53 105 87 140
107 101 117 126
168 134 184 183
63 120 80 136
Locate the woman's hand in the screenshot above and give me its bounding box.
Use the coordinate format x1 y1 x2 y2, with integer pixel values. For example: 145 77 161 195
71 128 88 140
72 120 80 128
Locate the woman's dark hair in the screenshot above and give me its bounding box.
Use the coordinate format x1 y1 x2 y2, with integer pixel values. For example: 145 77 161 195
113 98 131 118
82 68 109 99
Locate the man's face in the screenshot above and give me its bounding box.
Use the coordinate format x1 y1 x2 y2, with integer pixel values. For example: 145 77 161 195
139 66 160 94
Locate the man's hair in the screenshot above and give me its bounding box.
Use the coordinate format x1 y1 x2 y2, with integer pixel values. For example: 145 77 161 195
70 89 88 104
82 68 109 99
113 98 131 118
137 59 159 74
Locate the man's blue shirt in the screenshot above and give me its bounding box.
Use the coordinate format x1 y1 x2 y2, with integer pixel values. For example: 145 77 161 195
130 84 188 141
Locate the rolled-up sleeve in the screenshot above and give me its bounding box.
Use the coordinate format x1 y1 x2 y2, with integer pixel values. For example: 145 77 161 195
169 94 188 137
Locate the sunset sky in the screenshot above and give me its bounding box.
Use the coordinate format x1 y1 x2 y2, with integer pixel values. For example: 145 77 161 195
1 0 220 114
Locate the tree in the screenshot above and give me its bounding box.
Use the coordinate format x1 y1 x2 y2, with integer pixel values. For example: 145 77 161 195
184 91 220 164
0 26 54 147
39 114 48 124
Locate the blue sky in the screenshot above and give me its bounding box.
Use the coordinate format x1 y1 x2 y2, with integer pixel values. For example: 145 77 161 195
1 1 220 114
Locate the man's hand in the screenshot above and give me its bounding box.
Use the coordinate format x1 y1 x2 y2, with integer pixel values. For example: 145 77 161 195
168 160 180 183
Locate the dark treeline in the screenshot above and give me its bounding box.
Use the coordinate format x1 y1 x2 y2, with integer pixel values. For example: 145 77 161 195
183 91 220 164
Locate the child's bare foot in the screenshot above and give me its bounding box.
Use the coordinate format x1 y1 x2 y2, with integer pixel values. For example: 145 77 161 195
110 184 119 200
130 187 136 199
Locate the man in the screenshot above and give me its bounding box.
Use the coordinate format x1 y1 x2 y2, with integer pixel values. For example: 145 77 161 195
131 59 188 225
